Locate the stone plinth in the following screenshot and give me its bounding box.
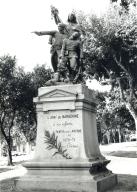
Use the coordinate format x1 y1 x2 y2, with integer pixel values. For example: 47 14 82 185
14 84 117 192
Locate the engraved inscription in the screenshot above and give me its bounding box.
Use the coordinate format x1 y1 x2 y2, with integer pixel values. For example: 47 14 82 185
45 111 82 158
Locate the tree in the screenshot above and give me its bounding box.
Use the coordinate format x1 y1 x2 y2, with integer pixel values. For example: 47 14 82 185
96 90 135 143
0 55 21 165
14 69 37 148
0 54 52 165
16 65 52 145
31 64 52 91
110 0 136 11
77 5 137 135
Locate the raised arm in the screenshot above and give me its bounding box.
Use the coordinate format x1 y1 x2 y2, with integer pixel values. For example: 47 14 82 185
51 5 62 25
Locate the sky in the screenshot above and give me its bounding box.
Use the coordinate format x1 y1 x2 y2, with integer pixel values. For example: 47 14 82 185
0 0 109 72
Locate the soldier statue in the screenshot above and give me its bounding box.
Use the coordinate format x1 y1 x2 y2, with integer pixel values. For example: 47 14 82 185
59 31 83 83
33 23 67 72
33 6 85 85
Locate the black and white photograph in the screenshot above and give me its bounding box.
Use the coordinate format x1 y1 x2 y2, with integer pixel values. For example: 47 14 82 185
0 0 137 191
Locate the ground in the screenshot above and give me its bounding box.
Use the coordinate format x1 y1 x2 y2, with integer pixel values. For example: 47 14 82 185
0 141 137 192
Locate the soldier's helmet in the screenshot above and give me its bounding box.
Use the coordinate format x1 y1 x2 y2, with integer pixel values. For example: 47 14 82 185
71 31 80 39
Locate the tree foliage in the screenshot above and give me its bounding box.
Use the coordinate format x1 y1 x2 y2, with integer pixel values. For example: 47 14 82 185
96 89 135 143
31 64 52 91
77 5 137 131
17 65 52 142
0 55 23 164
111 0 136 11
0 55 52 165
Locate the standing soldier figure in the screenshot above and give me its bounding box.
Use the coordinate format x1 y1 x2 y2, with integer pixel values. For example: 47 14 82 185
60 31 83 83
33 23 67 72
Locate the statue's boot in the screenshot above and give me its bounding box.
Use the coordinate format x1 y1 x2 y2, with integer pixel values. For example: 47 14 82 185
45 72 60 86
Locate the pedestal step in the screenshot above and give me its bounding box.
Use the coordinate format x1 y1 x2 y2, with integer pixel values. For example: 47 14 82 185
14 167 117 192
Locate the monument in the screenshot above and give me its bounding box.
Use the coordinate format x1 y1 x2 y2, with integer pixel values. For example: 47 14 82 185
14 6 117 192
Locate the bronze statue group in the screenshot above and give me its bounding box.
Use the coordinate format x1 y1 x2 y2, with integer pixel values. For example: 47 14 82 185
33 6 85 85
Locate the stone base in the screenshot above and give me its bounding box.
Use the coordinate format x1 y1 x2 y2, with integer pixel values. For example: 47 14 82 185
14 161 117 192
14 175 117 192
13 84 118 192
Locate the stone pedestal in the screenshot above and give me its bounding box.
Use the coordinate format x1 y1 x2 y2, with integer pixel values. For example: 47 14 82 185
14 84 117 192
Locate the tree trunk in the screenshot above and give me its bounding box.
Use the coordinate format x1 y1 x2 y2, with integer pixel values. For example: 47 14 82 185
26 142 32 154
7 143 13 166
0 128 13 165
125 103 137 138
135 119 137 139
0 130 2 157
0 111 15 166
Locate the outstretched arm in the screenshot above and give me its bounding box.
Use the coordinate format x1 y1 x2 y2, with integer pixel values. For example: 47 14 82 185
32 31 57 36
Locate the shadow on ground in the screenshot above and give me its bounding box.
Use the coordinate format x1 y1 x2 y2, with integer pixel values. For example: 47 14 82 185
105 151 137 158
107 174 137 191
0 168 14 173
0 161 26 173
0 174 137 192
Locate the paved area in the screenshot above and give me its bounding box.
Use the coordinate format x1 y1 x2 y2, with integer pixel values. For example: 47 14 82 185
0 142 137 191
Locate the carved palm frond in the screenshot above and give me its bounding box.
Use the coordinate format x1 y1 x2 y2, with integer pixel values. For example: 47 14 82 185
44 130 72 159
